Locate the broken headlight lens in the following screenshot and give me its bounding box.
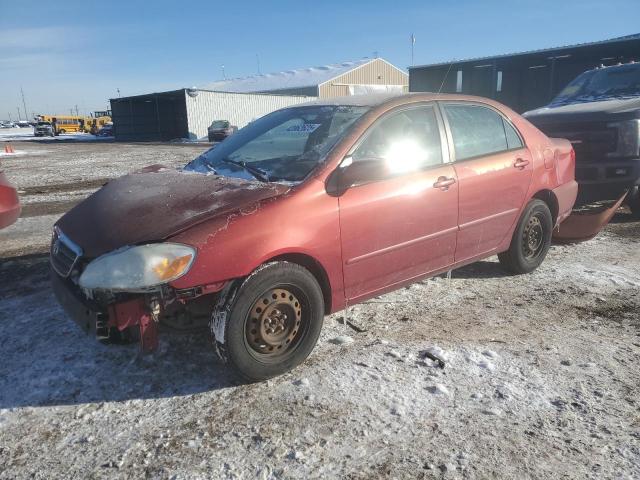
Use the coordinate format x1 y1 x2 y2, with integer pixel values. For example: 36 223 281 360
78 243 196 291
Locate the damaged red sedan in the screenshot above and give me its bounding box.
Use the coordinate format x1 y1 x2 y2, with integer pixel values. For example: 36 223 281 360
51 93 577 380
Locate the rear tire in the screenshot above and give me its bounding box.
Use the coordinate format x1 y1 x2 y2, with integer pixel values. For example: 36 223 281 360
211 262 324 382
498 199 552 274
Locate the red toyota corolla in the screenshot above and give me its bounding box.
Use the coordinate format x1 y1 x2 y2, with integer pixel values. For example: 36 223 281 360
51 93 577 380
0 164 21 230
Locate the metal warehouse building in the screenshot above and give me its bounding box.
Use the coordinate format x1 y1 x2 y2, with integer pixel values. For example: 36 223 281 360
110 89 312 141
205 57 408 98
409 33 640 113
111 58 407 141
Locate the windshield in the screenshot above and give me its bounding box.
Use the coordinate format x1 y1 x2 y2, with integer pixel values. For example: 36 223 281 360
551 64 640 106
210 120 230 129
185 105 369 182
37 122 51 126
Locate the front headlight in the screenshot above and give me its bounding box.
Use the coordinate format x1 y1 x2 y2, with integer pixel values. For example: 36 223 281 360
78 243 196 291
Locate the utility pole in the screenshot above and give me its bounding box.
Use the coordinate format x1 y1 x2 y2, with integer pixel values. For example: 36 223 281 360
221 65 226 79
117 88 121 98
20 87 28 120
8 112 11 122
75 105 79 116
410 33 416 66
16 107 21 121
256 54 261 74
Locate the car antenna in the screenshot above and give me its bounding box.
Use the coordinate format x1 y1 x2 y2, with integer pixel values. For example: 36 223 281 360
437 61 454 94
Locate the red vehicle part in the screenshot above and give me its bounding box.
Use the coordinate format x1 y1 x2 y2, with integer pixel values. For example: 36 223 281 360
553 192 627 243
0 170 21 230
108 299 158 353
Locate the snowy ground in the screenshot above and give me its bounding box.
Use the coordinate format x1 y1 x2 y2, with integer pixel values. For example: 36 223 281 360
0 126 109 143
0 141 639 479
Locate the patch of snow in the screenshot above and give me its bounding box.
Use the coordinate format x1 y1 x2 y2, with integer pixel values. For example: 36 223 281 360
203 58 374 93
293 378 310 388
329 335 354 345
426 384 450 396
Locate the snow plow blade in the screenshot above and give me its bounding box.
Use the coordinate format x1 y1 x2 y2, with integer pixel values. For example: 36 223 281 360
552 192 627 244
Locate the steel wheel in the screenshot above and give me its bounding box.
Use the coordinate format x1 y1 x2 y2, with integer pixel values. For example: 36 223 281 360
522 213 545 259
245 287 306 362
212 262 325 381
498 199 552 275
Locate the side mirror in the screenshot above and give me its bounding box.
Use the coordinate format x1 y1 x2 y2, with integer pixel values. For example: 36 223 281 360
326 156 388 196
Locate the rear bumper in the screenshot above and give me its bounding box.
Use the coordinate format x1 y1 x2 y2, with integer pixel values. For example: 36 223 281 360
208 132 228 141
575 158 640 204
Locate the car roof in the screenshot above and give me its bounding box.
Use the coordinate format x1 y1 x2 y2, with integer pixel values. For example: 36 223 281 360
293 92 503 108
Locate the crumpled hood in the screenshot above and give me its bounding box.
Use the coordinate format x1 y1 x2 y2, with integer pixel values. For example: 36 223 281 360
56 167 289 258
524 97 640 125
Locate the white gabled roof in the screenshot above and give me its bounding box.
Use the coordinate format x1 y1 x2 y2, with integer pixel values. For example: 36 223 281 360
202 58 378 93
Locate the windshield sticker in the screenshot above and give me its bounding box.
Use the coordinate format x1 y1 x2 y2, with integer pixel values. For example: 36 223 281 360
285 123 321 134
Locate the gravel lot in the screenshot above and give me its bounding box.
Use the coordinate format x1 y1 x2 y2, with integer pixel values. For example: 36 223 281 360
0 141 639 479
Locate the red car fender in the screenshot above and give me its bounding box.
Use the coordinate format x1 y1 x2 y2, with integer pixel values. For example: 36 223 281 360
169 179 345 312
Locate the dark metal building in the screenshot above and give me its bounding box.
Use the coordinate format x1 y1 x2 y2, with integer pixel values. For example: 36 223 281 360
110 89 312 142
409 33 640 113
111 90 189 141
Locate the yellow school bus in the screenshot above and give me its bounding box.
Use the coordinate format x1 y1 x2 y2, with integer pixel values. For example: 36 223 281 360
37 112 112 135
87 111 112 134
38 115 86 134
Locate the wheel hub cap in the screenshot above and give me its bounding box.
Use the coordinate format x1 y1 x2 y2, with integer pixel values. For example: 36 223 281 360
247 288 302 355
523 215 544 258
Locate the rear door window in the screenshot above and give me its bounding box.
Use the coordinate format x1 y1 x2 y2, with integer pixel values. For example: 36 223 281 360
443 104 522 161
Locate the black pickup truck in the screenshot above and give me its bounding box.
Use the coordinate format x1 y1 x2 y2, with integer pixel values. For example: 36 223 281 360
524 62 640 218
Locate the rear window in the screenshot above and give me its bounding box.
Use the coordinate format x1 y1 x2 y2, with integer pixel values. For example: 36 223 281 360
210 120 230 129
444 104 522 161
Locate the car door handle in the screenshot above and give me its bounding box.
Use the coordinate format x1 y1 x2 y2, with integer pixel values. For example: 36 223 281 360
514 158 530 169
433 176 456 190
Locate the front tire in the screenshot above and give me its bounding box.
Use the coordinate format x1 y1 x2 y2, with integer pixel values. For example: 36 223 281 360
498 199 552 274
211 262 324 381
627 186 640 219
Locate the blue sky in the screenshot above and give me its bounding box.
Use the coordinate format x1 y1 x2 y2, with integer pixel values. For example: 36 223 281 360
0 0 638 119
